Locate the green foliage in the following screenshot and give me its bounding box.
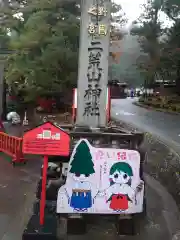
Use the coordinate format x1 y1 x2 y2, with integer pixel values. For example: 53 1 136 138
139 95 180 112
162 0 180 21
130 0 164 85
131 0 180 89
70 141 95 175
2 0 80 103
0 0 126 104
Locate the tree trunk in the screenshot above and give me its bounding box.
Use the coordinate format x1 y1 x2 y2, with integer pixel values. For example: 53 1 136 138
1 80 6 121
175 60 180 95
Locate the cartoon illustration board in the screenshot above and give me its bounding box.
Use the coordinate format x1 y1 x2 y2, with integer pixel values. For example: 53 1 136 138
57 139 99 213
57 139 144 214
101 162 144 213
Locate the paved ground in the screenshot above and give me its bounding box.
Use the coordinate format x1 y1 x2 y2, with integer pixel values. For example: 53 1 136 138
0 123 41 239
111 98 180 150
0 158 41 240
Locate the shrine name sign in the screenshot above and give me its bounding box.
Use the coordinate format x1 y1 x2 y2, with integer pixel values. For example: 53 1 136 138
22 122 70 156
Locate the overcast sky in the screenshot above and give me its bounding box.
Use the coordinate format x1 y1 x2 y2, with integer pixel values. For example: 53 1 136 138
115 0 146 23
115 0 172 28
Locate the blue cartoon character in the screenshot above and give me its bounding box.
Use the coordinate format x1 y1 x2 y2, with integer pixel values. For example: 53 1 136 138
65 140 97 212
104 162 143 212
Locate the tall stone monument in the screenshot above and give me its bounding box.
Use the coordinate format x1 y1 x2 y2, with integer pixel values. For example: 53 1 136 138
76 0 111 128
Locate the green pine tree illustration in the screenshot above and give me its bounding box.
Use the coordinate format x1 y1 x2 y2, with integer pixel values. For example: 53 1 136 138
70 141 95 175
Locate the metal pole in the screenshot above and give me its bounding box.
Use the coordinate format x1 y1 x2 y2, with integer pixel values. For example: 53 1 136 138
76 0 111 128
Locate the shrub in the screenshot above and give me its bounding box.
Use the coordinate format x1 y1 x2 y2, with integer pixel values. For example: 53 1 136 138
170 105 177 111
144 100 151 105
165 104 171 109
7 102 18 113
148 100 160 107
139 96 145 102
174 105 180 112
147 97 153 101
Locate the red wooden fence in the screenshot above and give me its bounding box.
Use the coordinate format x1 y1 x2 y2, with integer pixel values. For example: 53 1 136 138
0 132 24 164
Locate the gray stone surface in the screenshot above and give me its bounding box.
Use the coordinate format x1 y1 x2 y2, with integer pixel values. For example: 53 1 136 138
76 0 111 127
0 159 41 240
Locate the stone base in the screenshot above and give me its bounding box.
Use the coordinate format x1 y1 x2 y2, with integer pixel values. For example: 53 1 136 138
67 217 87 235
116 218 135 235
22 214 57 240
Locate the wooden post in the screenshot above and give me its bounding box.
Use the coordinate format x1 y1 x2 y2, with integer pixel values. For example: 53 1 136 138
40 155 48 225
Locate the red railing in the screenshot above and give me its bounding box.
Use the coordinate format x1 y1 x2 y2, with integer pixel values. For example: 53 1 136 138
0 132 24 164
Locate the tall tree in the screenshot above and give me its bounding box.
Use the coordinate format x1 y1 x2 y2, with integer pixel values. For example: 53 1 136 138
109 3 127 81
162 0 180 21
130 0 164 87
161 0 180 93
131 0 180 94
2 0 126 105
4 0 80 103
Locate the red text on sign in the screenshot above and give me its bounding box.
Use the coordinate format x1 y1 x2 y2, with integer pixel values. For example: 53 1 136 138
117 152 127 160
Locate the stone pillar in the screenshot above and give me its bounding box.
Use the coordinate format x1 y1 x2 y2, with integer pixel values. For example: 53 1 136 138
76 0 111 128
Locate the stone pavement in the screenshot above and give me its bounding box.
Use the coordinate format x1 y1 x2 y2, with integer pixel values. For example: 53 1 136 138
0 158 41 240
0 123 41 239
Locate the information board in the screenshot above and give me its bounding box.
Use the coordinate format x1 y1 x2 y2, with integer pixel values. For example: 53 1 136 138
22 122 70 156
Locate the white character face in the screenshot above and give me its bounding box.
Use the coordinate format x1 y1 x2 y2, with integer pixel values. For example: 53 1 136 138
73 173 90 182
110 170 130 184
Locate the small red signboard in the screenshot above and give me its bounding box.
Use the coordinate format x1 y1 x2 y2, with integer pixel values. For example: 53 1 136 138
22 121 70 226
22 121 70 156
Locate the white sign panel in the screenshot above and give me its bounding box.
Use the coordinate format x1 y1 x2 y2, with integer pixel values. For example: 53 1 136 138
57 139 144 214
